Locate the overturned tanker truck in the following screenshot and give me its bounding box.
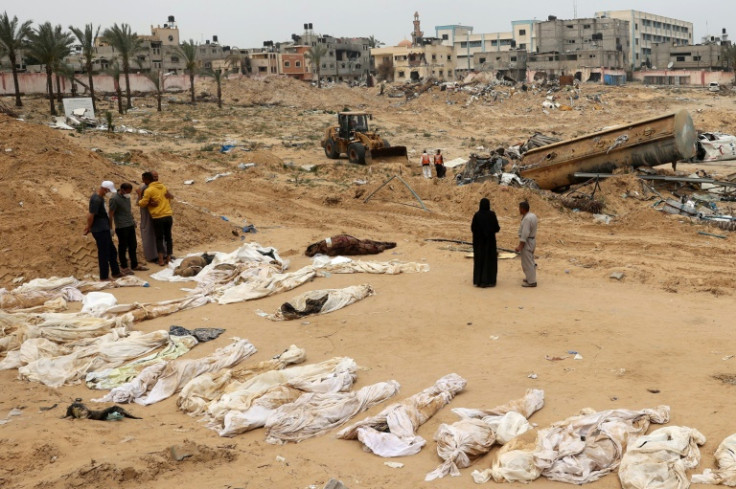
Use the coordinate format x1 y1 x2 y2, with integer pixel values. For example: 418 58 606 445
519 110 697 191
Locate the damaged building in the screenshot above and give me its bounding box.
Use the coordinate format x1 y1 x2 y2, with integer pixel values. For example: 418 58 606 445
594 9 693 69
371 12 455 83
528 16 629 84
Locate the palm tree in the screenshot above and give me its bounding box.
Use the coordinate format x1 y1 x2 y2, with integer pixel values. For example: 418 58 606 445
367 35 384 49
108 60 124 115
179 40 198 104
0 12 33 107
225 49 248 74
69 23 100 112
145 69 163 112
305 43 328 88
213 69 223 108
101 23 142 110
26 22 73 115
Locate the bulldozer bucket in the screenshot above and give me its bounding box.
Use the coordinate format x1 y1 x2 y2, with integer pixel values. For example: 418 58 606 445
368 146 409 164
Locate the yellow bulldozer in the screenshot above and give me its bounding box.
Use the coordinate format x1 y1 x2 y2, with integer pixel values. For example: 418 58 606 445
321 111 408 164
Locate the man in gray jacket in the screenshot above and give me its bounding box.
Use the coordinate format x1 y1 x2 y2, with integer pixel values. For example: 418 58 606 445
515 201 538 287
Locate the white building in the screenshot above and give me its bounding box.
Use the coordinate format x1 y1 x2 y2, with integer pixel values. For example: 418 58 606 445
594 10 693 68
435 20 537 73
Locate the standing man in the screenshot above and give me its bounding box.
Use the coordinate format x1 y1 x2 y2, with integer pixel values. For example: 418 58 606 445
136 172 159 263
83 181 122 281
138 171 174 266
515 201 538 287
109 182 148 274
420 149 432 179
434 149 446 178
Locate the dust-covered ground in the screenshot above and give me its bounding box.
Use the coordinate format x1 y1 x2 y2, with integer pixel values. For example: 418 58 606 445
1 77 736 489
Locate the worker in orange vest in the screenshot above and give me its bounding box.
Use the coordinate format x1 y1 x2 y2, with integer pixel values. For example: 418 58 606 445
434 149 446 179
421 149 432 179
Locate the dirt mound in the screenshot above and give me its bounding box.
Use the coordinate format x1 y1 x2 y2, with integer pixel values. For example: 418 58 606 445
0 115 236 286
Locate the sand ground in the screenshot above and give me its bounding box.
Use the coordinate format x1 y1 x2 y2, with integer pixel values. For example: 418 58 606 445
1 77 736 488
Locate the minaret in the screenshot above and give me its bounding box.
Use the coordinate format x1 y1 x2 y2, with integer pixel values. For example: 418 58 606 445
411 11 424 46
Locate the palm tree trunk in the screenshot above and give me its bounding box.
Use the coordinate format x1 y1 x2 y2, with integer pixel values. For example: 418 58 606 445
113 79 123 115
189 73 195 104
46 66 56 115
157 89 162 112
217 78 222 108
317 67 321 88
9 52 22 107
123 58 132 109
55 72 63 103
87 61 96 112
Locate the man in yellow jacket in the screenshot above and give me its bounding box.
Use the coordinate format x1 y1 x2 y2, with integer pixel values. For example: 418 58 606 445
138 171 174 266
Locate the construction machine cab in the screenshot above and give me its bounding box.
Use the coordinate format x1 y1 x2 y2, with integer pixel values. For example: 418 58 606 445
338 112 370 138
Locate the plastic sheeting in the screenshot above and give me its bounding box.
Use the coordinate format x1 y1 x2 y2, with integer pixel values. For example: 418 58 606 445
267 284 374 320
473 405 671 484
81 292 118 316
85 334 199 390
150 243 286 283
18 329 170 388
177 345 306 417
205 357 357 437
264 380 400 444
337 373 467 457
425 389 544 481
619 426 706 489
93 338 257 405
0 275 147 310
692 434 736 486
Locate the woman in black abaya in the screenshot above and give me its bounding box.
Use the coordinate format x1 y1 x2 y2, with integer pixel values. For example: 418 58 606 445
471 197 501 287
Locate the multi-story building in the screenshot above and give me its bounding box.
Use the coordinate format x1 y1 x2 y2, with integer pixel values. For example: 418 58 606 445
651 42 727 71
527 17 629 80
594 10 693 68
436 20 537 74
64 16 229 75
293 25 371 83
473 49 528 81
372 13 455 82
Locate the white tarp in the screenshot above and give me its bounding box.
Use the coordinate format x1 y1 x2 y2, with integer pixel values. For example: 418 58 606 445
266 284 374 320
81 292 118 316
177 345 306 417
85 334 199 390
473 405 671 484
18 329 170 388
264 380 400 444
692 433 736 486
619 426 706 489
425 388 544 481
337 373 467 457
93 338 257 405
150 243 286 283
205 357 357 437
0 275 146 310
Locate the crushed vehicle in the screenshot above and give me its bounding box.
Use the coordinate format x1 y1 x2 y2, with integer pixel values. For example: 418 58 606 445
321 112 408 164
694 132 736 163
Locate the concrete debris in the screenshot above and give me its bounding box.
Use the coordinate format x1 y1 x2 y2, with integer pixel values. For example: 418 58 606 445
610 272 625 281
323 479 348 489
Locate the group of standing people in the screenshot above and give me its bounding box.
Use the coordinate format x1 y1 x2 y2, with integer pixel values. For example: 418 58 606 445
84 171 175 281
471 198 538 288
420 149 446 179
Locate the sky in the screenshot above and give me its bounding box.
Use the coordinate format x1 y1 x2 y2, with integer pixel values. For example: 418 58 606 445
7 0 736 48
